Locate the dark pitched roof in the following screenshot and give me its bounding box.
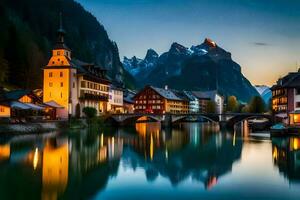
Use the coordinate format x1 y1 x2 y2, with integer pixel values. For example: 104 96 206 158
2 90 31 101
150 86 182 101
70 58 111 84
192 90 219 100
271 72 300 90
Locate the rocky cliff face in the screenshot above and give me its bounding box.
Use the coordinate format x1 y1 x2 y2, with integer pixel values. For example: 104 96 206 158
123 38 258 101
0 0 135 89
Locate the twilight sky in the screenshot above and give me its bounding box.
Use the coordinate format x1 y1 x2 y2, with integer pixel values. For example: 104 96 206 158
77 0 300 86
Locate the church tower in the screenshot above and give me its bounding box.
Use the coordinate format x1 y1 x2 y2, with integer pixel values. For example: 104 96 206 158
43 13 75 119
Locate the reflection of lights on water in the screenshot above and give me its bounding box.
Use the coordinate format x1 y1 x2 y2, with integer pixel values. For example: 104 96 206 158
165 148 168 160
33 148 38 170
150 134 153 161
293 138 300 150
233 131 236 147
101 133 104 147
273 147 278 161
112 137 115 156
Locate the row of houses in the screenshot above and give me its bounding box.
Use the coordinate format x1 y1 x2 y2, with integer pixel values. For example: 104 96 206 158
134 85 223 115
271 69 300 126
0 17 223 120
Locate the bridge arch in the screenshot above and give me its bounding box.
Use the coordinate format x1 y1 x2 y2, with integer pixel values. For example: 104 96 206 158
107 114 162 126
226 114 272 129
171 114 219 124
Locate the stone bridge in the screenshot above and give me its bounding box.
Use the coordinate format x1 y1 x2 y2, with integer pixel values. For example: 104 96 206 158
106 113 273 129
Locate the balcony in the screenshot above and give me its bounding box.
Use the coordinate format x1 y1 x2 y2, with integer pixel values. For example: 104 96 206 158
79 93 108 101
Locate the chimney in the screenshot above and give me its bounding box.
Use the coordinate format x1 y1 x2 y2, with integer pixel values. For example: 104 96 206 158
164 85 168 90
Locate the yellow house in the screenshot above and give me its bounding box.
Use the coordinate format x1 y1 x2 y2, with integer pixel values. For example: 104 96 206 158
0 90 42 118
0 105 11 118
43 15 110 119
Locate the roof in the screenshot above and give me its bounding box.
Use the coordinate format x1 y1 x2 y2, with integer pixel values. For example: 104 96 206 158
0 90 31 102
44 101 64 108
192 90 220 100
70 58 111 84
272 72 300 90
150 86 182 101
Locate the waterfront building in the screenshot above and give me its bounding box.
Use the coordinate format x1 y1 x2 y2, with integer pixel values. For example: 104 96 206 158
183 91 200 113
192 90 224 114
134 86 189 114
43 16 110 119
123 89 135 113
0 89 43 119
108 85 124 113
271 71 300 125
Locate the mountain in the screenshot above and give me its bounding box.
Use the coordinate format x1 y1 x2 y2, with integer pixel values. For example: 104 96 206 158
255 85 272 104
123 49 159 81
0 0 135 89
123 38 259 101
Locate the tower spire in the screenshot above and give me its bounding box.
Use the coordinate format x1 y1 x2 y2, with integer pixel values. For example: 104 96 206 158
57 12 66 44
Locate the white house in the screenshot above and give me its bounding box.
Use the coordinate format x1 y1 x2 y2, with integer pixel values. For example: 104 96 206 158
108 85 124 113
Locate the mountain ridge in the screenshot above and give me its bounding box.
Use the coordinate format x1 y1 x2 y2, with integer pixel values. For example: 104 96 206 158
123 38 259 101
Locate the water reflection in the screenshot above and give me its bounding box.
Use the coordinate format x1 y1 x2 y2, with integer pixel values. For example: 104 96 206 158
123 122 242 189
272 137 300 183
0 123 300 199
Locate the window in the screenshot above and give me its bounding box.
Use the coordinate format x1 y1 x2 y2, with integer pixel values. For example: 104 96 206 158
61 82 63 87
60 72 63 77
61 92 63 98
0 107 4 112
49 72 53 77
73 82 75 88
57 51 60 56
296 102 300 108
81 81 86 88
49 82 53 87
296 89 300 95
50 92 51 97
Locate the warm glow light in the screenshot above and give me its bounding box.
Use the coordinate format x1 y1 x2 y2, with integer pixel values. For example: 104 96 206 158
0 144 10 160
272 147 278 160
293 138 300 150
101 133 104 147
150 134 154 161
232 132 236 147
33 148 39 170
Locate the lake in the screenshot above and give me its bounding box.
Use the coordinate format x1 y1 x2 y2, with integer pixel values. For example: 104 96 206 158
0 122 299 200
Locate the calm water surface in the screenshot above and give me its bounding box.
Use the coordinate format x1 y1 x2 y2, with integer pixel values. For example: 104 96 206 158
0 122 300 200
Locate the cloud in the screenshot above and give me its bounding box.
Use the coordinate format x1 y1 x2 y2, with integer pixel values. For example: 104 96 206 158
252 42 270 46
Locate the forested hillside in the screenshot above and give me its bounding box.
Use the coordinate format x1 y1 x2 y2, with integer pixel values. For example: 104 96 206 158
0 0 135 89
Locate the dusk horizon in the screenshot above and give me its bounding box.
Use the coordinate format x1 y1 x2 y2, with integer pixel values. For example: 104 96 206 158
78 0 300 86
1 1 300 200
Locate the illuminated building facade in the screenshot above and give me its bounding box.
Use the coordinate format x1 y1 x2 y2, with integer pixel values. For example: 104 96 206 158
134 86 189 114
192 90 224 114
108 85 124 113
0 89 43 118
271 71 300 125
43 16 110 119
